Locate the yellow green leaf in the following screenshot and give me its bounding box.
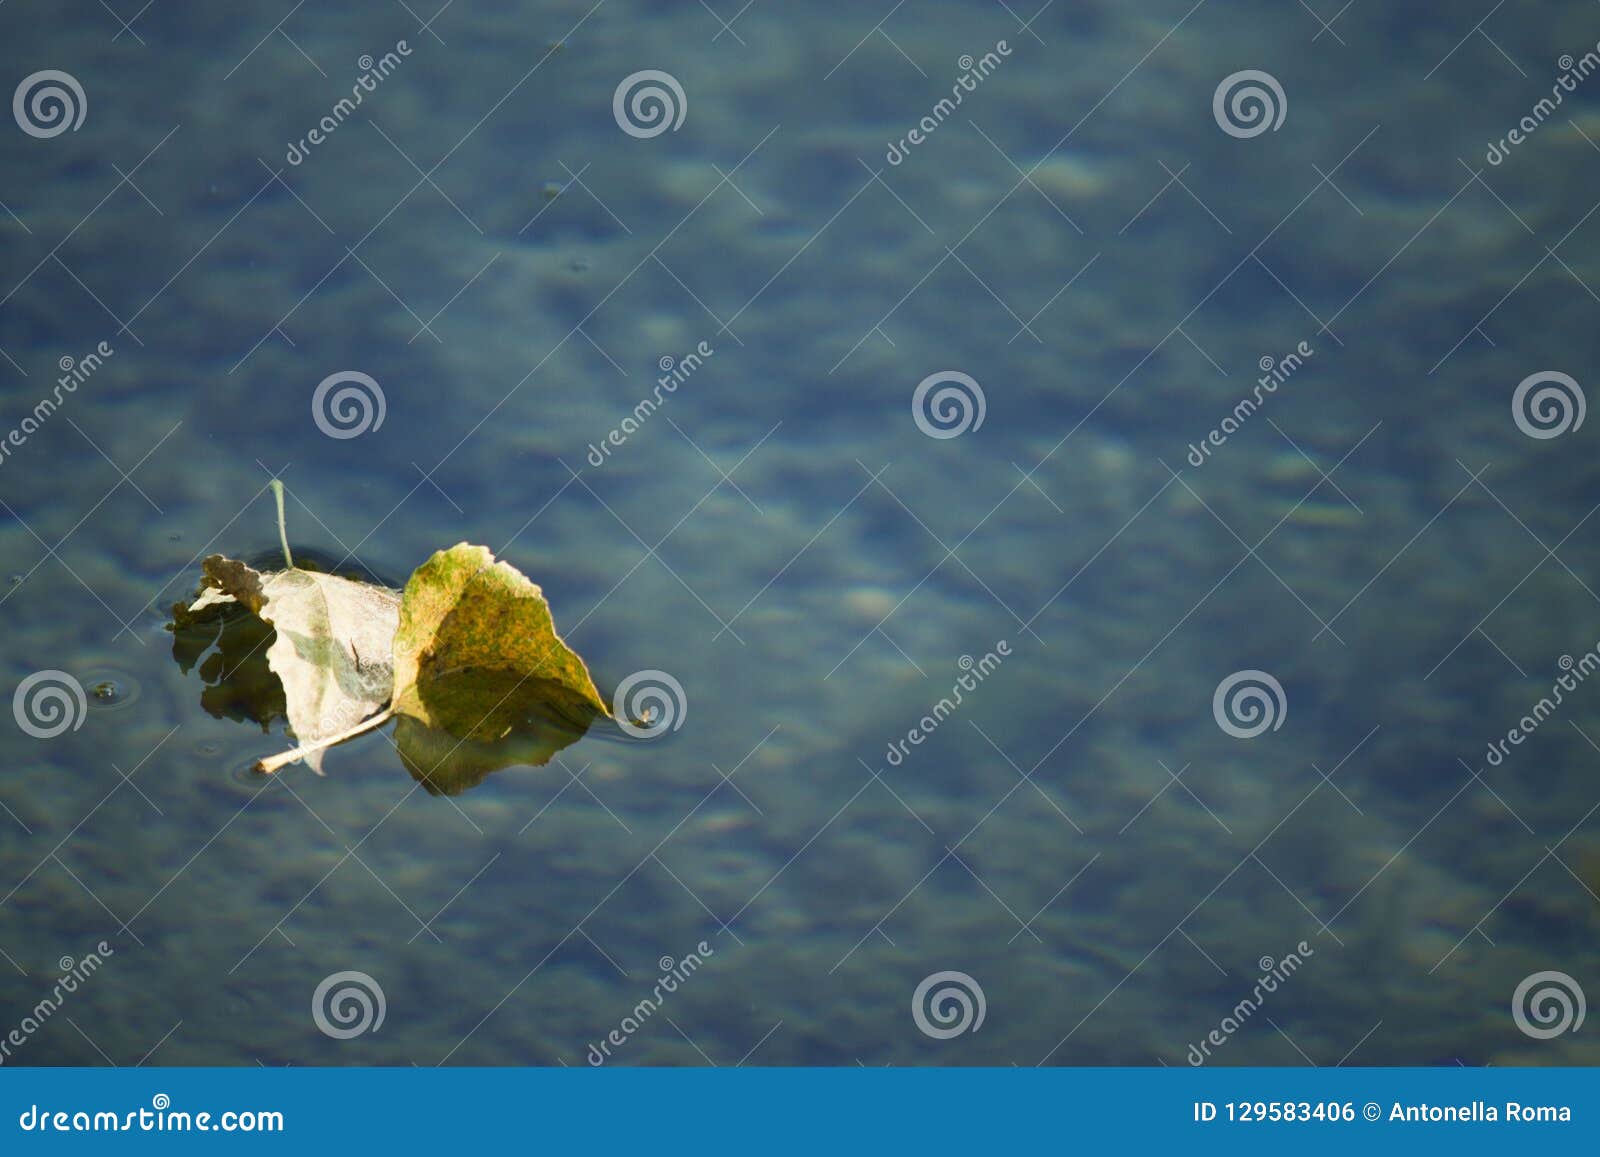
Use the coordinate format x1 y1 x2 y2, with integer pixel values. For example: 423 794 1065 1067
391 543 609 741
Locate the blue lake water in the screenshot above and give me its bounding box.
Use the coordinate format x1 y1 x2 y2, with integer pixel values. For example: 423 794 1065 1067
2 0 1599 1066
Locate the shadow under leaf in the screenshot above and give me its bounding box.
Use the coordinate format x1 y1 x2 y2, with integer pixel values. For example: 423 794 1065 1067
169 594 285 732
396 665 597 795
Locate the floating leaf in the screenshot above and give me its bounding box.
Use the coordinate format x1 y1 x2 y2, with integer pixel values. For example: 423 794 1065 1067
391 543 609 741
166 488 620 791
198 554 400 773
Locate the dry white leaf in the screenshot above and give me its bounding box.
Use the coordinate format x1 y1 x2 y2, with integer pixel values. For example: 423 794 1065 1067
201 556 400 773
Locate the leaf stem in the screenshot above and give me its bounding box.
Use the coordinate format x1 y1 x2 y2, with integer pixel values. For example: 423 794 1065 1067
254 706 394 775
269 479 294 570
